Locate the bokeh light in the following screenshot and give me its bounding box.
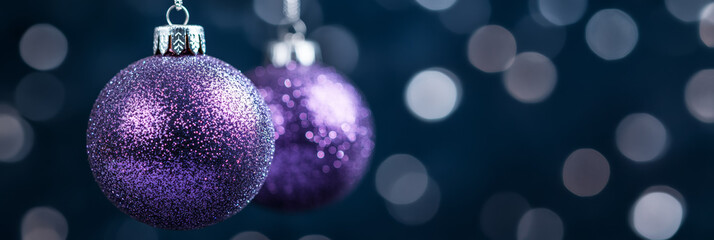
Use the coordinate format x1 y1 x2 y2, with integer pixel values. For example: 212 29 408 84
0 114 30 163
630 191 684 240
665 0 711 22
513 16 567 58
562 148 610 197
386 177 441 225
232 231 270 240
468 25 517 73
536 0 588 26
405 68 461 122
685 69 714 123
115 219 158 240
23 229 62 240
517 208 564 240
643 185 687 211
19 24 68 71
375 154 429 205
480 192 530 240
309 25 360 73
0 105 34 163
437 0 490 34
503 52 557 103
700 3 714 47
14 73 65 121
615 113 668 163
585 9 639 61
298 234 331 240
21 206 68 240
415 0 457 11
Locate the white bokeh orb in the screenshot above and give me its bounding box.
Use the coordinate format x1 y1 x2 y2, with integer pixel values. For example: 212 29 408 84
21 207 68 240
537 0 588 26
517 208 564 240
685 69 714 123
20 24 68 71
615 113 668 162
405 68 461 122
585 9 639 60
503 52 557 103
375 154 429 205
562 148 610 197
468 25 517 73
631 192 684 240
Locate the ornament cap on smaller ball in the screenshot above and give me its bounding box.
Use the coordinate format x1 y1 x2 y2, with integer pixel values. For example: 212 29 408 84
267 20 321 67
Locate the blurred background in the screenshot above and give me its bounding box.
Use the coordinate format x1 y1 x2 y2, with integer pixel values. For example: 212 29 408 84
2 0 714 239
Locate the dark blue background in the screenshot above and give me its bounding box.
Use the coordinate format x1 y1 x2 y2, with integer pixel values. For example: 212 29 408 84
1 0 713 239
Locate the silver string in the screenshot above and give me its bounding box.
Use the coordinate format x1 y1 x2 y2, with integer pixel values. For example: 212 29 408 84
283 0 301 24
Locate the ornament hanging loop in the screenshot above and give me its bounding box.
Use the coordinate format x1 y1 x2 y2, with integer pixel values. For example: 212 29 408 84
279 20 307 41
166 4 190 25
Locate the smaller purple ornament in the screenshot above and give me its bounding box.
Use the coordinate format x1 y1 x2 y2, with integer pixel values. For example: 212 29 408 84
248 62 375 211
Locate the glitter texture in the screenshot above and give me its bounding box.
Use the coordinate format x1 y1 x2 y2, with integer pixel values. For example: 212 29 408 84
87 55 275 230
248 63 375 211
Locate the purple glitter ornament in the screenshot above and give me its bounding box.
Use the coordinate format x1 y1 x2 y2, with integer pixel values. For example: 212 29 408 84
87 54 274 229
247 62 375 211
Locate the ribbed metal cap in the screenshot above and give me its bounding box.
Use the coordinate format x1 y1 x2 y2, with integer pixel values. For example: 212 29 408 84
153 25 205 56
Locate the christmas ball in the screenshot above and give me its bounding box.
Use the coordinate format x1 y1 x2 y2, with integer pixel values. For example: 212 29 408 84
247 62 375 211
87 55 275 230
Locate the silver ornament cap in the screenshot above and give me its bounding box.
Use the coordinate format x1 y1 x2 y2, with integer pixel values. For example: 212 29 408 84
268 19 320 67
268 37 320 67
154 25 206 56
153 4 205 56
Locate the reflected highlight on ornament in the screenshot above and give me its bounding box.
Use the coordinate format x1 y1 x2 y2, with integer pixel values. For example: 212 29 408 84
309 26 359 73
437 0 490 34
468 25 517 73
21 206 68 240
232 231 270 240
631 191 684 240
665 0 711 22
386 177 441 225
685 69 714 123
503 52 557 103
615 113 668 163
0 109 34 163
415 0 457 11
562 148 610 197
537 0 588 26
375 154 429 205
517 208 564 240
20 24 68 71
405 68 461 122
513 16 566 58
14 73 65 121
480 192 530 240
586 9 638 61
